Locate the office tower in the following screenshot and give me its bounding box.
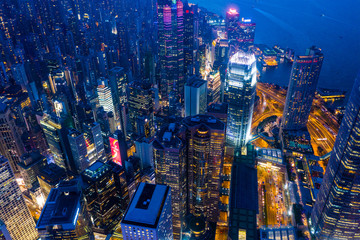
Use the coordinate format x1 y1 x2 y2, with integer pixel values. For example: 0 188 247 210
225 51 257 151
81 161 125 233
40 115 67 169
214 39 229 67
68 129 90 173
157 0 184 105
0 219 11 240
206 70 221 104
134 138 154 171
83 121 106 162
97 78 115 114
18 152 47 190
183 2 195 75
121 183 173 240
183 115 226 222
310 73 360 239
225 8 240 41
37 163 67 199
153 123 187 239
238 18 256 44
36 180 94 239
229 145 258 240
184 76 207 117
128 80 155 137
0 104 25 172
109 67 127 133
0 157 39 240
281 46 324 131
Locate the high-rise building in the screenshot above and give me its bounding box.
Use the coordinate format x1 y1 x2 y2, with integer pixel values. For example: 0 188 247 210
0 103 25 172
83 121 106 162
37 163 67 199
157 0 184 105
18 151 47 190
225 8 240 41
281 46 324 131
121 183 173 240
97 78 115 114
184 76 207 117
183 2 195 75
68 129 90 173
310 73 360 239
109 67 127 133
225 51 257 152
40 115 67 170
128 80 155 137
206 70 221 104
153 123 187 239
0 156 39 240
183 114 226 223
36 180 94 239
81 161 126 233
238 18 256 44
228 145 258 240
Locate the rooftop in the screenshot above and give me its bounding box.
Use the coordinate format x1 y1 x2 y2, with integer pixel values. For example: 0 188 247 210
183 114 225 131
82 161 111 181
229 51 256 66
122 183 170 228
37 180 82 230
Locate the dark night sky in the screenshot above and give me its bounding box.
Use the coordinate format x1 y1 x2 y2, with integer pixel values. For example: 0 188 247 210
192 0 360 91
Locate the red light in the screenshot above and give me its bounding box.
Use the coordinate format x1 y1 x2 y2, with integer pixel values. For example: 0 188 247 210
186 10 189 13
110 137 122 166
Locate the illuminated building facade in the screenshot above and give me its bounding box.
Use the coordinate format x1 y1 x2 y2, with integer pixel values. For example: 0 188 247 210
36 180 94 239
0 102 26 173
311 73 360 239
225 51 257 152
225 8 240 41
40 115 67 169
184 76 207 117
153 123 187 240
0 157 39 240
81 161 125 234
37 163 67 199
183 115 226 223
157 0 184 105
68 129 90 173
121 183 173 240
18 152 47 190
97 78 115 114
206 70 221 103
238 19 256 44
128 80 154 137
83 122 105 162
281 46 324 131
110 130 127 167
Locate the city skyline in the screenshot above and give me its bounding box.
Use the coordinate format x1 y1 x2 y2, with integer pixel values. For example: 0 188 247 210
0 0 358 240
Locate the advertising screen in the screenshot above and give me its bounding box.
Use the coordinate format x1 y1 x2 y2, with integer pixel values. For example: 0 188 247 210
110 137 122 166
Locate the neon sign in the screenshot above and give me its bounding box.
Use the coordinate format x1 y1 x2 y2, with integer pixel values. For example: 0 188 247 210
110 137 122 166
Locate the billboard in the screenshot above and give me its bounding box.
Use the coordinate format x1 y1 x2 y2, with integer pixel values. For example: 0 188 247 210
110 137 122 166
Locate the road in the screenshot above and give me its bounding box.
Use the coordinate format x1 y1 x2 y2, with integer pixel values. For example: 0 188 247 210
253 83 338 157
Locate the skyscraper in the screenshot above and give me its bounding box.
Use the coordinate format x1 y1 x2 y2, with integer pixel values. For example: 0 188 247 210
311 73 360 239
157 0 184 106
281 46 324 131
183 115 226 223
81 161 125 233
153 123 187 240
40 115 67 169
121 183 173 240
36 179 94 239
128 80 155 137
0 103 25 172
184 76 207 117
0 156 38 240
97 78 115 114
225 51 257 152
225 8 240 41
68 129 90 173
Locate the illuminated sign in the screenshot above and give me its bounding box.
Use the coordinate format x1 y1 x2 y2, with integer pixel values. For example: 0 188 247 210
228 8 238 15
110 137 122 166
238 229 246 240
